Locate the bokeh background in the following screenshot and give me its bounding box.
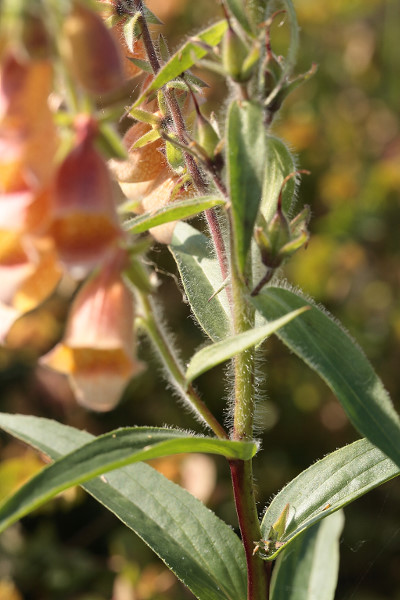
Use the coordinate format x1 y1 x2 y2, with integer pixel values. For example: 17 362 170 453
1 0 399 598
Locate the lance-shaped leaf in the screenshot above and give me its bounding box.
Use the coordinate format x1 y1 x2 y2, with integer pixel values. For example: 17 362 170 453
280 0 300 80
186 307 308 383
170 222 231 341
226 105 296 274
125 196 225 234
131 20 228 108
270 511 344 600
259 438 399 561
0 414 247 600
227 100 267 273
0 421 257 533
253 286 400 467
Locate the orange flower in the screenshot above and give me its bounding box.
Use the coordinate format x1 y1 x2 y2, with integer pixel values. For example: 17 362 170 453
40 251 143 411
62 1 125 94
0 185 52 235
0 232 62 343
48 115 123 278
0 53 57 191
108 119 166 184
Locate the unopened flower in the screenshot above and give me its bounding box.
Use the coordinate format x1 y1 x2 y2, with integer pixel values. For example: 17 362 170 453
41 251 143 411
62 1 124 94
48 115 123 278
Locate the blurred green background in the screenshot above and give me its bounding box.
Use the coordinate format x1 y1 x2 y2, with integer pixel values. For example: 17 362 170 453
1 0 399 598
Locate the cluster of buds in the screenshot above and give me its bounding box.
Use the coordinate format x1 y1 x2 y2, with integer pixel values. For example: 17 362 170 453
252 173 310 296
0 0 148 411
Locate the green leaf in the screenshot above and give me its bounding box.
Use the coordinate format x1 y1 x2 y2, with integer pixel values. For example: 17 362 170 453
169 222 231 342
186 307 308 383
142 5 163 26
259 438 399 560
270 511 344 600
123 12 141 52
126 56 153 73
124 196 225 234
259 136 297 223
225 0 253 35
280 0 300 79
131 20 228 108
0 414 247 600
0 419 257 533
227 104 297 274
253 286 400 467
131 128 161 148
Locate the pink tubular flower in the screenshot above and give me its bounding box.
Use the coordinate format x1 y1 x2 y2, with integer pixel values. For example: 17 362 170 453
48 115 123 278
62 1 125 94
0 54 58 192
40 250 143 411
0 233 62 343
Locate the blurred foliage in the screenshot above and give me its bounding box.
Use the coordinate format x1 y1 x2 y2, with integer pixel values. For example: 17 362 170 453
1 0 399 598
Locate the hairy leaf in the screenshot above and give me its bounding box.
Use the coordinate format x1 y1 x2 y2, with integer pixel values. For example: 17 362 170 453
0 414 247 600
125 196 225 234
186 307 308 383
131 20 228 108
227 100 267 273
0 418 257 533
259 438 399 560
170 222 231 341
253 286 400 467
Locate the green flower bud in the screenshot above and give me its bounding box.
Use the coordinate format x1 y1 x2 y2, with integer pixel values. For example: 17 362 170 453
195 112 220 159
222 25 249 82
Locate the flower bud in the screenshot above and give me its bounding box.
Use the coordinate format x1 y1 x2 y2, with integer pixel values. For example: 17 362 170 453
195 112 220 160
222 25 250 82
62 1 124 94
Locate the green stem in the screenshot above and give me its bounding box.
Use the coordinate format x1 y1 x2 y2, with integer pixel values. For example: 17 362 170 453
229 270 268 598
138 294 228 440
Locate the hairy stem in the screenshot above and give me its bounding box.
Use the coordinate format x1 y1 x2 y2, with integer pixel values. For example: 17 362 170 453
229 269 268 598
133 0 230 287
137 294 228 439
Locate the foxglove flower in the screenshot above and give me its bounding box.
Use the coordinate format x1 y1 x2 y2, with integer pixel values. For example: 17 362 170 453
48 115 123 278
41 250 143 411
